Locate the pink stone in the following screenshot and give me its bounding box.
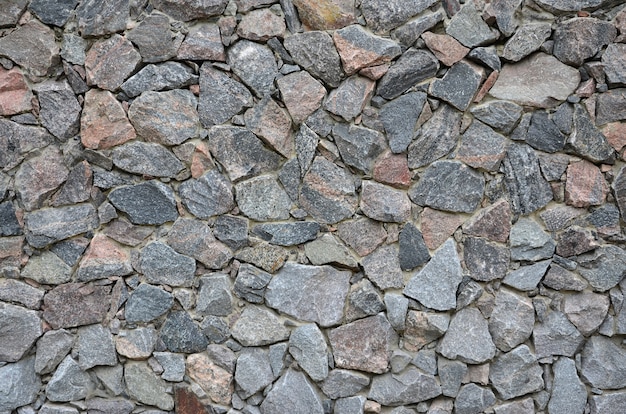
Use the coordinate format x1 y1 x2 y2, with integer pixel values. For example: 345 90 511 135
474 70 499 103
324 75 375 121
190 142 215 178
462 199 511 243
177 23 225 61
421 207 466 250
85 34 141 91
565 160 609 207
81 89 136 150
277 71 326 124
237 8 286 41
187 353 233 405
244 97 293 157
373 151 411 189
15 147 69 211
77 234 133 281
0 67 32 115
422 31 469 67
359 63 389 80
293 0 356 30
601 122 626 152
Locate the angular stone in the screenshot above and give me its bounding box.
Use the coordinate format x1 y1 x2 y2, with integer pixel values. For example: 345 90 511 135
102 218 153 247
503 143 553 215
490 345 544 400
261 369 323 414
324 75 375 121
0 279 42 310
361 0 438 33
542 263 587 291
80 89 135 150
464 236 510 282
234 263 271 303
277 71 326 124
502 23 551 62
590 392 626 414
404 311 449 352
553 18 616 66
292 0 355 30
167 219 231 271
320 369 370 399
231 305 289 346
0 120 52 171
603 43 626 87
0 0 28 27
0 67 31 116
421 207 465 250
533 0 616 13
284 31 344 88
446 1 497 48
470 100 522 135
77 324 116 370
35 80 80 141
196 275 232 316
377 48 439 100
526 110 566 153
235 175 291 221
179 170 234 219
373 152 411 189
110 141 182 178
398 223 430 271
576 245 626 292
115 327 157 359
235 242 287 273
503 260 551 291
124 361 174 410
422 31 469 67
125 284 173 323
245 96 293 157
368 367 442 407
430 61 484 111
568 105 614 163
409 160 485 213
345 278 385 322
0 20 58 77
214 215 248 251
16 147 69 211
360 181 411 223
463 200 511 243
85 34 141 91
140 242 195 287
337 217 386 256
333 25 401 75
390 11 444 48
51 161 92 207
438 307 496 364
289 324 328 381
580 336 626 389
47 356 94 402
77 234 132 282
0 303 41 363
278 157 301 201
186 352 232 405
25 204 98 248
597 89 626 127
533 311 584 359
85 398 134 414
108 181 178 225
34 330 73 375
76 0 128 36
490 53 580 108
235 348 274 398
455 383 496 414
332 124 385 173
160 311 207 353
253 221 320 246
127 13 182 63
227 40 277 97
43 283 111 329
153 0 227 21
556 226 599 257
178 22 224 61
564 292 609 336
380 92 427 153
509 218 555 261
489 288 534 352
457 121 508 171
120 62 198 96
362 244 403 290
537 153 569 184
208 126 282 182
199 64 252 127
304 233 358 268
0 357 40 412
154 352 185 382
0 201 20 236
237 8 286 41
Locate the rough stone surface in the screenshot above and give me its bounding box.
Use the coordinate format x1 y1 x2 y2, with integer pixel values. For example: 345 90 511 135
408 104 462 168
368 367 442 406
490 345 544 400
231 306 290 346
85 34 141 91
289 324 329 381
381 92 427 153
179 170 234 219
533 311 584 359
430 60 484 111
81 89 136 150
377 48 439 100
77 324 117 370
581 336 626 390
278 71 326 124
503 144 553 215
553 18 616 67
489 289 534 352
548 357 587 414
108 181 178 225
438 307 496 364
124 361 174 410
46 356 94 402
457 121 508 171
125 284 173 323
260 369 324 414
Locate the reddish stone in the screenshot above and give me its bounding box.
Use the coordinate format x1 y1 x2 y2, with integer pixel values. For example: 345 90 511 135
556 226 599 257
190 142 215 178
186 352 233 405
565 160 609 207
81 89 136 150
359 63 390 80
421 207 466 250
576 78 595 98
85 34 141 91
77 234 133 281
333 25 400 75
601 122 626 152
43 283 112 329
462 199 511 243
177 23 225 61
103 218 154 247
473 70 499 103
244 96 293 157
15 147 69 211
277 71 326 124
237 8 286 41
404 310 448 352
422 31 469 67
373 151 411 189
0 67 32 115
293 0 356 30
175 387 211 414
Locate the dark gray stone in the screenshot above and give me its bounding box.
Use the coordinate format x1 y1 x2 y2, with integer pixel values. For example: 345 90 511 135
260 369 324 414
112 141 184 178
399 223 430 271
463 236 510 282
0 279 43 310
108 181 178 225
470 100 522 135
542 263 588 291
503 143 553 215
76 0 129 36
368 367 441 406
160 311 208 353
380 92 427 153
534 0 619 13
179 170 234 219
408 104 462 169
576 245 626 292
486 0 522 37
446 1 497 48
346 279 385 322
615 166 626 221
25 204 98 249
391 11 445 48
503 260 551 291
214 215 248 251
35 80 81 140
253 222 320 246
0 120 52 171
127 13 182 63
201 316 230 344
603 43 626 87
362 244 404 290
581 336 626 390
548 357 587 414
596 88 626 126
140 241 195 287
467 46 501 71
0 201 21 236
196 275 232 316
231 306 289 346
77 324 117 370
228 40 278 96
46 356 94 402
320 369 370 399
438 307 496 364
361 0 438 33
199 64 252 127
289 324 328 381
429 61 483 111
538 153 570 182
409 160 485 213
234 263 272 303
153 0 228 21
533 311 584 359
553 17 616 66
283 31 344 88
502 23 551 62
0 303 42 363
235 348 274 399
121 62 197 98
490 345 544 400
526 110 567 153
489 288 534 352
568 105 614 163
439 357 467 397
331 124 386 174
278 157 301 202
295 124 318 177
377 48 439 100
455 383 496 414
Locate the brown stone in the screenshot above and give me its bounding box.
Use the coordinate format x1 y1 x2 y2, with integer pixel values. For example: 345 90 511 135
244 96 293 157
190 142 215 178
237 8 286 41
77 234 133 282
293 0 356 30
333 25 401 75
373 151 411 189
85 34 142 91
563 292 610 336
324 75 375 121
473 70 499 103
421 207 466 250
328 314 396 374
556 226 599 257
175 387 212 414
15 147 69 211
336 217 387 257
359 63 390 80
186 352 233 405
0 67 32 115
103 218 154 247
462 199 511 243
601 122 626 152
43 283 112 329
81 89 136 150
404 310 448 352
422 31 469 67
277 71 326 124
177 23 225 61
565 160 609 207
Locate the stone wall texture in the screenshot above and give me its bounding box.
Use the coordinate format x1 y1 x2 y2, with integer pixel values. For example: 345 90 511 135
1 0 626 413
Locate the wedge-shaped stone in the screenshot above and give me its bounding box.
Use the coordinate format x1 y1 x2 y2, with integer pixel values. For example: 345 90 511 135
108 181 178 225
490 345 544 400
261 369 324 414
112 141 184 178
368 367 441 406
25 204 98 248
438 307 496 364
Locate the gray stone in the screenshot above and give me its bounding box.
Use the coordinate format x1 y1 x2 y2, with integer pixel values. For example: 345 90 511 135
548 357 587 414
408 104 462 169
112 142 184 178
409 160 485 213
568 104 614 163
391 11 445 48
304 233 358 268
437 307 496 364
503 144 553 215
234 264 272 303
576 245 626 292
490 345 544 400
368 367 441 406
93 365 124 396
121 62 197 97
542 263 588 291
35 80 81 140
603 43 626 87
124 361 174 410
52 161 92 208
404 311 449 352
289 324 328 381
284 31 344 88
166 218 230 270
533 311 584 359
235 242 288 273
346 278 385 322
590 392 626 414
399 223 430 271
21 250 72 285
0 357 40 412
493 398 534 414
489 288 534 352
526 110 567 153
253 222 320 247
85 34 141 92
197 275 232 316
385 294 408 331
0 120 53 172
614 166 626 221
199 64 253 127
337 217 386 256
0 201 21 236
201 316 230 344
215 215 248 251
361 181 411 223
404 239 462 310
596 88 626 126
502 23 551 62
377 48 439 100
125 284 173 323
278 157 301 202
429 61 484 111
320 369 370 399
77 324 116 370
46 356 94 402
0 0 28 27
269 342 288 377
582 336 626 390
361 0 438 33
362 244 403 290
0 279 42 310
455 383 496 414
85 398 134 414
503 260 551 291
534 0 618 13
235 175 292 221
235 348 274 398
380 92 427 153
180 170 234 219
485 0 522 36
0 20 58 77
153 0 228 21
564 291 610 336
76 0 128 36
324 76 375 121
154 352 185 382
227 40 277 97
0 303 41 363
260 369 324 414
160 311 208 353
24 204 98 249
140 242 195 287
39 404 80 414
115 327 157 359
244 96 294 158
463 236 510 282
457 121 508 171
334 396 366 414
177 22 224 61
127 13 183 63
332 124 386 174
446 1 497 48
538 154 570 183
15 147 69 211
231 306 290 346
553 18 616 67
470 100 522 135
467 46 501 71
439 358 467 397
295 124 318 177
412 349 437 375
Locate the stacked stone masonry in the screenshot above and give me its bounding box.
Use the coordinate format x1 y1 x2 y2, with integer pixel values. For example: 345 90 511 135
3 0 626 413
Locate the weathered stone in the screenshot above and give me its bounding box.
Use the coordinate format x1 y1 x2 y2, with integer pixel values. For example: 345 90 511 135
533 311 584 359
154 352 185 382
102 218 153 247
603 43 626 87
333 25 401 75
235 242 288 273
76 0 128 36
446 1 497 48
377 48 439 100
85 398 134 414
46 356 94 402
422 31 469 67
464 236 510 282
227 40 277 97
430 61 484 111
81 89 136 150
489 288 534 352
438 307 496 364
526 110 567 153
36 80 81 141
124 361 174 410
502 23 551 62
361 244 403 290
503 143 553 215
51 160 92 207
235 175 291 221
85 34 141 91
332 124 385 173
60 33 86 66
320 369 370 399
345 278 385 322
278 71 326 125
590 392 626 414
329 314 396 373
421 207 466 250
289 324 328 381
234 263 271 303
534 0 617 13
490 53 580 108
25 204 98 248
404 311 449 352
77 234 132 281
0 67 32 116
360 181 411 223
324 75 375 121
235 348 274 398
580 336 626 389
127 13 182 63
409 160 485 213
214 215 248 251
368 367 441 406
0 201 20 236
463 200 511 243
563 291 609 337
160 311 207 353
208 126 282 182
125 284 174 323
398 223 430 271
196 275 232 316
21 250 71 286
337 217 386 256
153 0 228 21
115 327 157 360
169 220 231 269
438 357 467 398
0 20 58 77
0 120 53 171
457 121 508 171
503 260 551 291
0 279 42 310
178 23 224 61
284 31 344 88
16 148 69 211
380 92 427 153
0 235 23 270
0 0 28 27
542 263 587 291
253 221 320 246
568 104 614 163
199 64 252 127
231 305 289 346
373 151 411 189
597 89 626 127
108 181 178 225
292 0 355 30
0 356 40 411
490 345 544 400
537 153 569 184
455 383 496 414
509 218 555 261
187 353 232 405
77 324 117 370
261 369 324 414
237 8 286 41
470 100 522 135
361 0 438 33
43 283 111 329
140 241 195 287
179 170 234 219
174 386 211 414
391 11 444 48
113 142 185 178
576 245 626 292
93 365 124 397
304 233 357 268
245 96 293 157
553 18 616 66
556 226 599 257
0 303 41 363
493 398 534 414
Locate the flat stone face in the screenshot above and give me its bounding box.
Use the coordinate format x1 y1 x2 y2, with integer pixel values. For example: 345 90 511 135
253 221 320 246
235 348 274 398
179 170 234 219
231 306 290 346
458 121 508 171
278 71 326 125
76 0 128 36
160 311 208 353
124 361 174 410
85 34 141 91
0 67 32 116
235 175 292 221
0 20 58 77
121 62 197 98
112 141 184 178
227 40 277 97
0 303 42 363
464 236 510 282
489 289 534 352
429 61 484 111
368 367 442 405
245 96 294 157
576 245 626 292
125 284 174 323
34 80 81 140
470 100 522 135
0 120 53 172
81 89 136 149
284 31 344 88
261 369 324 414
438 308 496 364
503 143 553 215
77 324 117 370
408 104 462 169
108 181 178 225
25 204 98 249
581 336 626 390
603 43 626 87
333 25 401 75
199 64 252 127
568 104 614 163
489 345 544 400
140 241 196 287
46 356 94 402
293 0 356 30
377 48 439 100
553 18 616 67
502 23 551 62
361 0 438 33
324 75 375 121
548 357 587 414
15 147 69 211
381 92 427 153
533 311 584 359
446 1 497 48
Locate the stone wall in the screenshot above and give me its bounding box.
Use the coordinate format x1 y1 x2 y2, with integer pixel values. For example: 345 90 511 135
1 0 626 413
